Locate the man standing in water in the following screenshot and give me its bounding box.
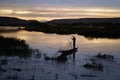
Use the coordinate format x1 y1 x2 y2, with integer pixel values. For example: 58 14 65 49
72 36 76 58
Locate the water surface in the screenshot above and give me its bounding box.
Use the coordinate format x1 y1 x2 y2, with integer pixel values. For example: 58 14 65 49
1 30 120 57
1 27 120 80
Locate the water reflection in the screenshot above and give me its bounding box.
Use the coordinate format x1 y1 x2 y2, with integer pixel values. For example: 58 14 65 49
1 30 120 57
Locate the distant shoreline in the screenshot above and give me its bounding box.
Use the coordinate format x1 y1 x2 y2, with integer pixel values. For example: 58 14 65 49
0 16 120 38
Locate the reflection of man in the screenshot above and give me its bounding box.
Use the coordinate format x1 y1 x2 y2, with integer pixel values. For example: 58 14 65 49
71 36 76 49
72 36 76 59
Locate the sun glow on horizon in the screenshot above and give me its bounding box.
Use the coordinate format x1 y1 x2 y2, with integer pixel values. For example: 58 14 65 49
14 11 31 14
0 7 120 21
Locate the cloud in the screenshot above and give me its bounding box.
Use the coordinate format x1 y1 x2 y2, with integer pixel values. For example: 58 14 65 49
0 7 120 21
14 11 31 14
0 9 13 14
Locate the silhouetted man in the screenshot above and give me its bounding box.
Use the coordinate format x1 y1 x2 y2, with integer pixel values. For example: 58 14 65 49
72 36 76 49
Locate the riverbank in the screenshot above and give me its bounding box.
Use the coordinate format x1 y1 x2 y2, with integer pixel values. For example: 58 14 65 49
25 25 120 39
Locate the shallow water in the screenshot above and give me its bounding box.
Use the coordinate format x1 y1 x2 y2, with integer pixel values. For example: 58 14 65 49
0 27 120 80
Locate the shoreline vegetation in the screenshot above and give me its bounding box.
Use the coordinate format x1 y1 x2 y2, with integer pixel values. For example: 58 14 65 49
0 36 32 58
1 16 120 38
25 25 120 38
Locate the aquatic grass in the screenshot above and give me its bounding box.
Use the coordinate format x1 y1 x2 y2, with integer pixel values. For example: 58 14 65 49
0 36 32 58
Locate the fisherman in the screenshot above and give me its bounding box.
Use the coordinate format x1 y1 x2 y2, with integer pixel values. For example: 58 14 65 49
71 36 76 49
